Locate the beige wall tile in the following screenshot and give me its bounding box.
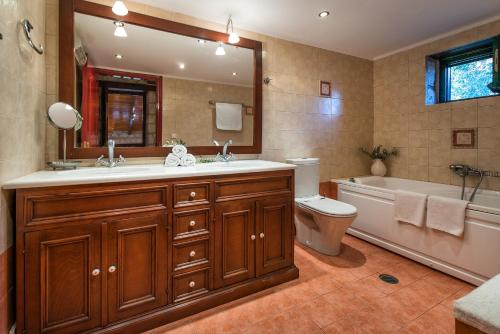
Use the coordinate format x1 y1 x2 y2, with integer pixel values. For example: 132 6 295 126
374 18 500 190
478 127 500 149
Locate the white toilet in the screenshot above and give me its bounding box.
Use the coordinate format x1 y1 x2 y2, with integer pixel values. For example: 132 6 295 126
287 158 357 256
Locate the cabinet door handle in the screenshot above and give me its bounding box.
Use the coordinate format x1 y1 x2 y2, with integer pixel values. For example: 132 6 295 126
91 268 100 276
190 191 196 198
189 220 196 227
189 250 196 257
189 281 196 288
259 233 265 239
108 265 117 273
250 234 256 240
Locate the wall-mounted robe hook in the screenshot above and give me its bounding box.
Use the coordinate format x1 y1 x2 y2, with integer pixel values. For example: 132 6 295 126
22 19 44 55
263 77 272 85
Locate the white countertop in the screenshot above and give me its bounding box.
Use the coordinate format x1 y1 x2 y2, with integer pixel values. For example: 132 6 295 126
2 160 296 189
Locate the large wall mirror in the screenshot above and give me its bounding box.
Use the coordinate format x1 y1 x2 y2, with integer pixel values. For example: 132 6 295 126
60 0 262 158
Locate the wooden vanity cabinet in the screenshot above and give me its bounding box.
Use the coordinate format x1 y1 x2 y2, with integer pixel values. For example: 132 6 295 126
24 221 103 334
15 170 298 334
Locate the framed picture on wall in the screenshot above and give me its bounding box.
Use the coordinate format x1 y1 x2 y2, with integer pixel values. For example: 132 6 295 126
319 80 331 97
452 128 476 149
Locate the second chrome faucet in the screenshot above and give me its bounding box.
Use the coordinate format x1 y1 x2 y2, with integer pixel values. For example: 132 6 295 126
213 139 234 162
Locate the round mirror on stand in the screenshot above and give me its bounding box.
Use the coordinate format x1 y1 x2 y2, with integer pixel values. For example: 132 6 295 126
47 102 83 170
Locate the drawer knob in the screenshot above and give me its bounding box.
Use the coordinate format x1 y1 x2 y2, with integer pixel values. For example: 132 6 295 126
260 233 265 239
189 220 196 227
250 235 256 240
92 268 100 276
108 265 117 273
190 191 196 198
189 281 196 288
189 250 196 257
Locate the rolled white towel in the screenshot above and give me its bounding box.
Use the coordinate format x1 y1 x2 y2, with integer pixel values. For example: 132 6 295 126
180 154 196 167
172 144 187 158
165 153 181 167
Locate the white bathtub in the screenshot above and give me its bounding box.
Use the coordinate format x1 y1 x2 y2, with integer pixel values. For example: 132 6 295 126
338 176 500 286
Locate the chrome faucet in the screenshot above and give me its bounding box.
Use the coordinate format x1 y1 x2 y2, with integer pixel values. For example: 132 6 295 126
449 164 484 201
213 139 234 162
96 139 126 167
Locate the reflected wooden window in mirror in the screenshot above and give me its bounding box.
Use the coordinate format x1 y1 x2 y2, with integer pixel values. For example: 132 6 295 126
77 67 162 148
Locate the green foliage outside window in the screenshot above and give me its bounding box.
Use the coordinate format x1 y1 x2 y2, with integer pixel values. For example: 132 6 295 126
449 58 496 101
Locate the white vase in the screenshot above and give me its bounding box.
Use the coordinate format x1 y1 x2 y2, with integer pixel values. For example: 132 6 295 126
370 159 387 176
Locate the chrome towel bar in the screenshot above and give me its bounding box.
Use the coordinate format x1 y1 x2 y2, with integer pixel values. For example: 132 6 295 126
22 19 43 55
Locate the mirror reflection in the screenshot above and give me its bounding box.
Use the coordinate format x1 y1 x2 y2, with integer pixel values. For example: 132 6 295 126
74 13 255 148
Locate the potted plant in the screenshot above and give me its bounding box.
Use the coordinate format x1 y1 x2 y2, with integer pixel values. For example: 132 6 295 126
360 145 398 176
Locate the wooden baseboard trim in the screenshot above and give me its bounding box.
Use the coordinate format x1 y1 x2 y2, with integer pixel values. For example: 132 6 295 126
96 266 299 334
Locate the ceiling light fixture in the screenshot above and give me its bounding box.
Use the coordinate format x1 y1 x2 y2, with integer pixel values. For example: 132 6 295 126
112 1 128 16
215 42 226 56
232 72 237 76
179 63 185 69
226 16 240 44
113 21 127 37
115 54 123 59
318 10 330 18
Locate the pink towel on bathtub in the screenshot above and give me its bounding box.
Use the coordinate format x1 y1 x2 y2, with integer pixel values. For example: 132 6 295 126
394 190 427 227
426 195 468 236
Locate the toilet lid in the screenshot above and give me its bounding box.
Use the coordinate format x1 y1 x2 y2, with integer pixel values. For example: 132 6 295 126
296 196 357 217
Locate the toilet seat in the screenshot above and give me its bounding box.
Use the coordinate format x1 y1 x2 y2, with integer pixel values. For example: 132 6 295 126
296 195 357 218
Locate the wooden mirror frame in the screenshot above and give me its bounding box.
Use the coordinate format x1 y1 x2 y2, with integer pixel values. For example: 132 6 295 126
59 0 263 159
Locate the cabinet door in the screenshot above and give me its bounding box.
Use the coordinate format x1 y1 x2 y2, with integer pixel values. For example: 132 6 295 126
214 200 255 288
25 224 102 334
107 212 168 323
256 196 293 276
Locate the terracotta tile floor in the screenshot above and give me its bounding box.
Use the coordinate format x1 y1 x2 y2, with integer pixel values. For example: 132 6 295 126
146 235 475 334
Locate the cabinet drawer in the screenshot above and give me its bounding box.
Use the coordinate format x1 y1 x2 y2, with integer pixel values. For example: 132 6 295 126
215 176 291 201
173 183 210 208
173 269 209 302
173 209 210 240
25 186 167 224
173 238 209 272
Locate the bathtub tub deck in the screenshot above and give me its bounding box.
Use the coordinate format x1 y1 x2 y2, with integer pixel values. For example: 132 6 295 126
338 177 500 286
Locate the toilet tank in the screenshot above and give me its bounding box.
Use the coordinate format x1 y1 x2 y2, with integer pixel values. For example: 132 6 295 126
286 158 320 198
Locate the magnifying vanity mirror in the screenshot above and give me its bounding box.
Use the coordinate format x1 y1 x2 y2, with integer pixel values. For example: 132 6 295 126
59 0 262 159
47 102 83 170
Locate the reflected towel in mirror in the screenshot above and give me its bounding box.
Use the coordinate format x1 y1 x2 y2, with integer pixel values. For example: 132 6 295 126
216 102 242 131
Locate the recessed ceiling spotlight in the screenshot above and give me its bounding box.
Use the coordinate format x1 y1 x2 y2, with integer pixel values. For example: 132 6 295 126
232 72 237 76
179 63 185 69
112 1 128 16
197 39 206 44
113 21 127 37
115 54 123 59
318 10 330 18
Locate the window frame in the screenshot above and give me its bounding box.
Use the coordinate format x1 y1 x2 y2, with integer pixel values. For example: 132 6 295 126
437 40 494 103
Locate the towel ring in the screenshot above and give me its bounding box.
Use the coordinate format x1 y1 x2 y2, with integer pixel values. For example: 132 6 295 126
22 19 44 55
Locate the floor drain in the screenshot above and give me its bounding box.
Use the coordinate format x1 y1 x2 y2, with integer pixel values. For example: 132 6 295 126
379 274 399 284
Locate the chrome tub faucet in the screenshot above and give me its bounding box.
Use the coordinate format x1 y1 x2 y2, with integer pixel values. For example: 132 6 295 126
96 139 126 167
449 164 484 202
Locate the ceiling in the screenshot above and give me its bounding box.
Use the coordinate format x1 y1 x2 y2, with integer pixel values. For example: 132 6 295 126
132 0 500 59
75 13 254 86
